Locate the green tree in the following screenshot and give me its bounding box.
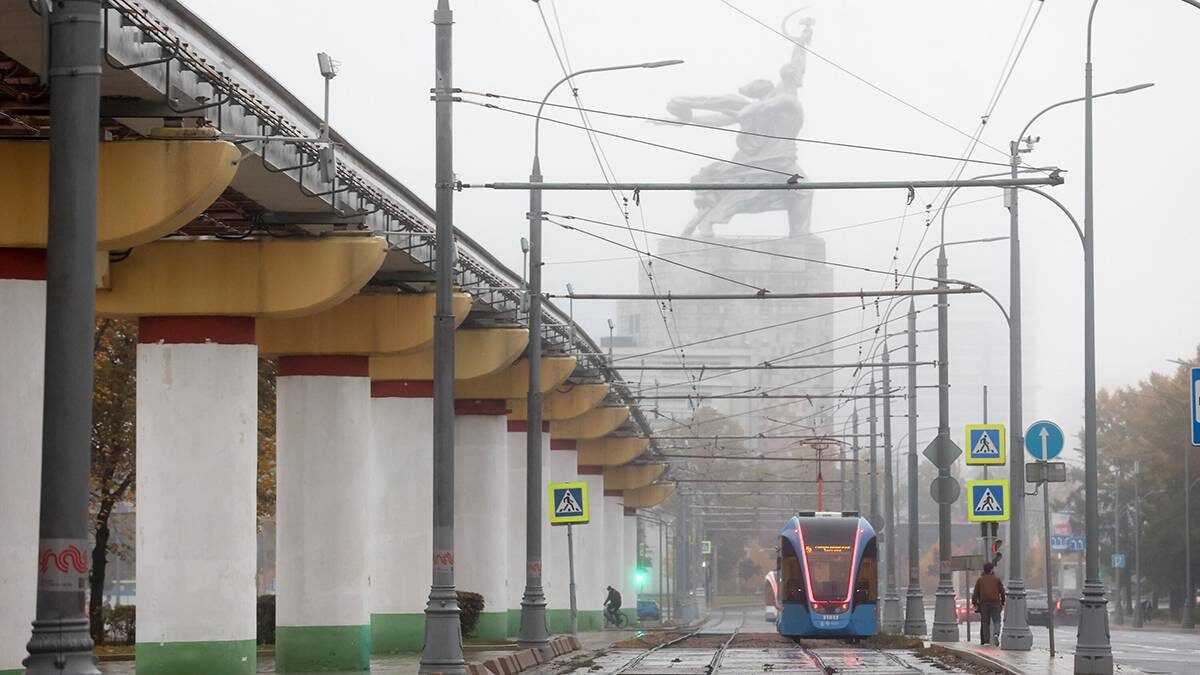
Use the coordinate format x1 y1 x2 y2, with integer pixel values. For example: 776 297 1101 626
89 319 137 644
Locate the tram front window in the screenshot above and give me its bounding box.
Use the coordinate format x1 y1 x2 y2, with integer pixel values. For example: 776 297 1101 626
779 537 805 603
799 519 859 601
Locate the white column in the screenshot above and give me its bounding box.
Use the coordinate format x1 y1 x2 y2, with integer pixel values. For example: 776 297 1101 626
576 466 606 630
276 356 371 672
604 493 625 619
0 250 45 674
547 439 577 633
505 420 548 636
136 316 257 672
368 380 433 653
454 399 509 640
624 509 639 623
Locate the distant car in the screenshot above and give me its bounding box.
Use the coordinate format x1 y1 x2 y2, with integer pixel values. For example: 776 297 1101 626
1055 596 1082 625
1026 590 1050 626
956 597 980 624
636 599 660 622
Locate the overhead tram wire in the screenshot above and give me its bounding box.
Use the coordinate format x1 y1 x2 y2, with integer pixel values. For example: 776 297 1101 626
459 91 1021 170
545 213 947 284
541 195 1003 267
531 2 703 402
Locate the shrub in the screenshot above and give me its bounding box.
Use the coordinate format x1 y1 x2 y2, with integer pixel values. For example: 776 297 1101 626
457 591 485 637
257 595 276 644
109 605 135 645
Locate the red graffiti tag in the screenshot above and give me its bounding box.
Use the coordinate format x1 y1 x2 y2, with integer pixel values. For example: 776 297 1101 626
432 551 455 567
39 544 88 575
527 562 542 574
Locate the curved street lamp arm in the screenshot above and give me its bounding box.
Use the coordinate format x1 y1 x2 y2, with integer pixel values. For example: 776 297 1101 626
1018 186 1085 248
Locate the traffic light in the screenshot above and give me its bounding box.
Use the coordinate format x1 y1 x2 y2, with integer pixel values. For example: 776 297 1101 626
991 538 1004 565
633 567 648 590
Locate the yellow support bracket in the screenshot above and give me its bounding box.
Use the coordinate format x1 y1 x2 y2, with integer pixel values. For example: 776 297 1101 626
368 327 527 378
576 437 649 466
623 483 675 508
550 406 630 440
258 293 476 356
455 356 577 399
508 383 608 421
96 237 386 318
0 139 239 249
603 464 666 491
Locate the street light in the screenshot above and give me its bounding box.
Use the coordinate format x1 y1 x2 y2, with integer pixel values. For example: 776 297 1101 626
1079 3 1199 670
520 57 682 652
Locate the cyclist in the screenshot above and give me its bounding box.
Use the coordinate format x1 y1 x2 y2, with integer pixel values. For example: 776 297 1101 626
604 586 623 626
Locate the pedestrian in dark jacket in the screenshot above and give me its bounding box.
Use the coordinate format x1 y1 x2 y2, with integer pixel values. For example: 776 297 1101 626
972 562 1006 645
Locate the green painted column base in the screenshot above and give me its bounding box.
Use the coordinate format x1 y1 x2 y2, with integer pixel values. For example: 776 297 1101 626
276 625 369 672
370 613 424 654
2 668 27 675
579 609 603 631
136 638 256 675
622 608 638 625
469 611 508 641
545 608 572 634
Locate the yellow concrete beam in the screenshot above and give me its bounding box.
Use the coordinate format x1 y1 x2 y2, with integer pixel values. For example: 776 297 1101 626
455 356 576 399
623 483 675 508
368 327 527 378
576 437 649 466
259 293 476 356
0 139 239 249
508 383 609 421
96 237 387 318
603 464 666 491
550 406 630 440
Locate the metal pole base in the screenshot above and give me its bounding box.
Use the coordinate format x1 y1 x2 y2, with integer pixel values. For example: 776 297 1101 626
1000 583 1032 650
881 591 903 633
931 579 959 642
903 587 927 635
517 586 553 659
419 584 465 675
1182 599 1195 629
24 617 100 674
1073 581 1113 674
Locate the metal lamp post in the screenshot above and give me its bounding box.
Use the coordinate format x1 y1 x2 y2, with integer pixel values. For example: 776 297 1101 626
1078 3 1200 670
24 1 104 672
521 58 681 651
422 1 465 671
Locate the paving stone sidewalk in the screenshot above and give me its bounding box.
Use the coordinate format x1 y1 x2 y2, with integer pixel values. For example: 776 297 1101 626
939 642 1149 675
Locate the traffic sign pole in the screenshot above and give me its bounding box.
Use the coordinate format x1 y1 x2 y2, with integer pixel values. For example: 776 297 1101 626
567 524 578 635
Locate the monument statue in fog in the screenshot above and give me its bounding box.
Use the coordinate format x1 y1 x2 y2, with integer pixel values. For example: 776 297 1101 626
667 12 814 238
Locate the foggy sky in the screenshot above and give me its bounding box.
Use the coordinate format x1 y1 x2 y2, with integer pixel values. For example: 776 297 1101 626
180 0 1200 453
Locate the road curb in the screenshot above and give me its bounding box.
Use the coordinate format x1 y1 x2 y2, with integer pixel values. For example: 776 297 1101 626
928 642 1021 675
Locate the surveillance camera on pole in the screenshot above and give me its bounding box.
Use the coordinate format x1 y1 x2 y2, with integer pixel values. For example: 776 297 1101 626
316 52 338 185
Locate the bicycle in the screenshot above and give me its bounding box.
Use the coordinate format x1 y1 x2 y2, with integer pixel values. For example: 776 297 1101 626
604 605 628 628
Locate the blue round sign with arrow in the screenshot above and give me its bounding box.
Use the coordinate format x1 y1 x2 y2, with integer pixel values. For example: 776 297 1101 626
1025 420 1065 460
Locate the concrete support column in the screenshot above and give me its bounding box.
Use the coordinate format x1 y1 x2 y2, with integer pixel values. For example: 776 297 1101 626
603 493 625 623
506 421 550 636
547 440 577 633
368 380 433 653
454 399 510 640
576 465 607 630
0 249 45 675
136 316 258 673
276 356 371 672
623 508 639 624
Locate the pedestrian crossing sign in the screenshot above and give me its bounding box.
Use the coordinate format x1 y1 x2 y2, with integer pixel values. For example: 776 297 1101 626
966 479 1010 522
965 424 1006 466
548 482 590 526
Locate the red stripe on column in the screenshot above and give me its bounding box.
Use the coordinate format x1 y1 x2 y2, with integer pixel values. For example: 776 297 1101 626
371 379 434 398
507 420 551 432
454 398 508 416
577 465 603 475
603 490 622 497
624 507 637 516
138 316 256 345
278 355 369 377
550 439 577 451
0 248 47 280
